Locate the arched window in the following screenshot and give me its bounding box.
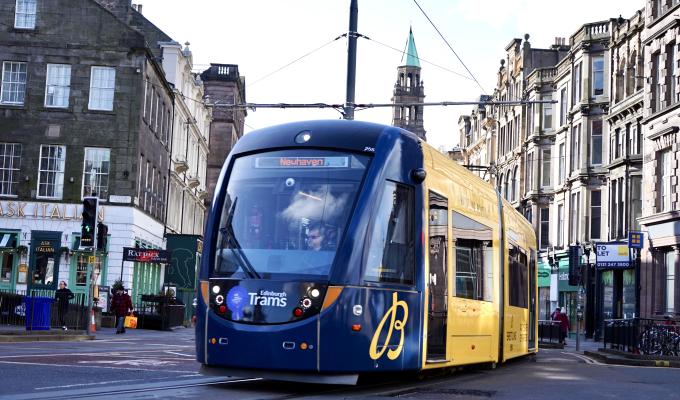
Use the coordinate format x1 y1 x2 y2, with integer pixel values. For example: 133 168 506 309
616 57 625 102
499 173 505 198
627 51 638 96
399 73 405 87
407 73 413 89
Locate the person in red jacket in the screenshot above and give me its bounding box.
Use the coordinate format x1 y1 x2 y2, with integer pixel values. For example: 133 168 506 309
555 307 570 345
111 288 133 334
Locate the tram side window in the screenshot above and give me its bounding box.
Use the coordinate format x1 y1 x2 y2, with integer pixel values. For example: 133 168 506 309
455 239 491 301
364 181 415 285
452 211 493 301
509 246 528 308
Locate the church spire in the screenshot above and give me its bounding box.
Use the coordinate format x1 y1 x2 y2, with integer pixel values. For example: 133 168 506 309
402 27 421 68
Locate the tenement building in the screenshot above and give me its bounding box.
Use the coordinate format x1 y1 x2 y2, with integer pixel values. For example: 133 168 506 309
639 0 680 319
0 0 214 306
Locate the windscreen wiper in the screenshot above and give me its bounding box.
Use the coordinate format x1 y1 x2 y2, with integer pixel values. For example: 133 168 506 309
218 197 261 279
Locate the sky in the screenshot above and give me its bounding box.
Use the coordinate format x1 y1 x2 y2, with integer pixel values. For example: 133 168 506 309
140 0 643 151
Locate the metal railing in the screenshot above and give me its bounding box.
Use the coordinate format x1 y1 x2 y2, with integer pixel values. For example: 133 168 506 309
0 289 88 331
133 294 185 331
538 320 562 344
604 317 680 356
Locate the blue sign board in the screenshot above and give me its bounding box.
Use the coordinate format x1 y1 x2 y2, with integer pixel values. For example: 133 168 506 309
629 231 644 249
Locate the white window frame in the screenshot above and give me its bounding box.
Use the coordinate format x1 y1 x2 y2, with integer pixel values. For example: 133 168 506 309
88 66 116 111
0 143 22 197
592 55 605 96
82 147 110 200
660 150 672 212
37 144 66 199
542 94 553 130
44 64 71 108
1 61 27 105
14 0 36 29
541 149 551 187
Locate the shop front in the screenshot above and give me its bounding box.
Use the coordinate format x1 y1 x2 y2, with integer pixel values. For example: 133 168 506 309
538 259 551 320
557 257 579 335
0 231 19 291
594 242 635 340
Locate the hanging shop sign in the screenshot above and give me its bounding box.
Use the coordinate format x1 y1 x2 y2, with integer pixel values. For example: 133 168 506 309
596 243 630 269
123 247 171 264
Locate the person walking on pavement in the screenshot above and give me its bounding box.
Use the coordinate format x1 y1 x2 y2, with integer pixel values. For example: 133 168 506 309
111 288 133 334
556 307 570 345
55 281 74 330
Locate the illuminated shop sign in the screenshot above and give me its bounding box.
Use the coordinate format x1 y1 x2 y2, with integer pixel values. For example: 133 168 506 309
255 156 349 169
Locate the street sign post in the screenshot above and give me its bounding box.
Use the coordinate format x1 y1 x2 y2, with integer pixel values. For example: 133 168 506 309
629 231 644 249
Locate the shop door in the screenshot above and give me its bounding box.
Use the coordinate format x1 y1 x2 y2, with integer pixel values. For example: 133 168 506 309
28 232 61 292
427 191 448 362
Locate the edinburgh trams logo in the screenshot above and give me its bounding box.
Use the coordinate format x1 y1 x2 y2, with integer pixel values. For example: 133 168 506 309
248 290 288 307
369 292 409 361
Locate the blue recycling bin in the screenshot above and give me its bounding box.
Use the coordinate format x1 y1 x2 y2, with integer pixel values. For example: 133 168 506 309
23 297 53 331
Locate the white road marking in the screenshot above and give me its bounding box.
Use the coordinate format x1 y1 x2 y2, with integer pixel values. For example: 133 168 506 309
561 352 603 365
0 360 195 373
79 359 178 367
35 379 144 391
0 349 194 359
164 350 194 357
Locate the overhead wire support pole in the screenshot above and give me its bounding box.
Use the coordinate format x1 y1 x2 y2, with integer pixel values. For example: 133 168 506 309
344 0 359 120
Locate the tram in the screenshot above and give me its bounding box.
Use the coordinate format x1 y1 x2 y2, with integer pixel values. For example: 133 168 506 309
196 120 537 384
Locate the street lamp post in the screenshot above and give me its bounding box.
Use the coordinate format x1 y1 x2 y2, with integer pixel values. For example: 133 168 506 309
578 243 592 352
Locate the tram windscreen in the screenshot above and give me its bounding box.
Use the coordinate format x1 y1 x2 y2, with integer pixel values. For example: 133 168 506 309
213 150 370 280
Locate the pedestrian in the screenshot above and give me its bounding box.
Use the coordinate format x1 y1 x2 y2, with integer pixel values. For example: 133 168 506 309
54 281 74 330
550 306 561 321
110 288 133 334
556 307 570 345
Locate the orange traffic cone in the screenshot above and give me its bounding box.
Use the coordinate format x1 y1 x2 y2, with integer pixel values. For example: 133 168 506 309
90 309 96 333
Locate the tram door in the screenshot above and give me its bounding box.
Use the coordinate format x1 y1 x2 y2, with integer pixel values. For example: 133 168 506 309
528 251 537 349
427 191 448 361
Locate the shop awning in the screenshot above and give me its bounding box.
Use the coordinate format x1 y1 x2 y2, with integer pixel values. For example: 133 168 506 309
0 233 17 248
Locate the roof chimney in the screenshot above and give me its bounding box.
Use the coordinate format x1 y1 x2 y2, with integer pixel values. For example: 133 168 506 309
137 4 142 14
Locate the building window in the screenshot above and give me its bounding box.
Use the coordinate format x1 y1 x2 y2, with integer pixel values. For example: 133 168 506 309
540 208 550 249
591 190 601 240
0 143 22 196
592 55 605 96
571 124 581 172
631 176 642 231
659 149 672 212
670 43 678 105
88 66 116 111
558 143 565 184
37 145 65 199
82 148 110 199
559 87 567 127
653 52 662 112
617 178 625 238
511 167 518 202
541 149 551 187
44 64 71 108
542 94 553 130
661 249 676 314
557 204 565 248
526 152 534 192
14 0 36 29
572 62 581 106
591 120 602 165
570 192 580 243
1 62 27 105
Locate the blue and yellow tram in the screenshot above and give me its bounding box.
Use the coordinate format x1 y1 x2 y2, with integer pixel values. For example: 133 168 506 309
196 120 537 384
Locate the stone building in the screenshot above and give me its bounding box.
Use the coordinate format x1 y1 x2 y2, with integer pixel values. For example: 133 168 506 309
392 28 426 140
162 42 211 237
639 0 680 319
458 95 495 183
0 0 173 299
201 64 246 210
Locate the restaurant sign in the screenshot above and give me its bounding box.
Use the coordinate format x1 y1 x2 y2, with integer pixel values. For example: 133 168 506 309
122 247 171 264
0 201 105 221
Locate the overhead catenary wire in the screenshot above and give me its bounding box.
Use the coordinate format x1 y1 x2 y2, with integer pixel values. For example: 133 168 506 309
246 35 345 88
412 0 487 95
207 99 557 111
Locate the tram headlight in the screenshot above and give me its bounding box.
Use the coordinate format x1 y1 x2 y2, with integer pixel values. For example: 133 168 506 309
212 285 221 294
310 288 320 298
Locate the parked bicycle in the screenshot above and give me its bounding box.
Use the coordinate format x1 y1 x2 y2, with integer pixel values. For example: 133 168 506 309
638 317 680 356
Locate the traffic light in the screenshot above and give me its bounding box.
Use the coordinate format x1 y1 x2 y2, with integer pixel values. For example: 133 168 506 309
568 245 581 286
97 222 108 250
81 197 98 249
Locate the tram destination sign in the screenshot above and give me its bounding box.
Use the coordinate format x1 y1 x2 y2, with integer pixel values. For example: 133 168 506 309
595 243 630 269
123 247 171 264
